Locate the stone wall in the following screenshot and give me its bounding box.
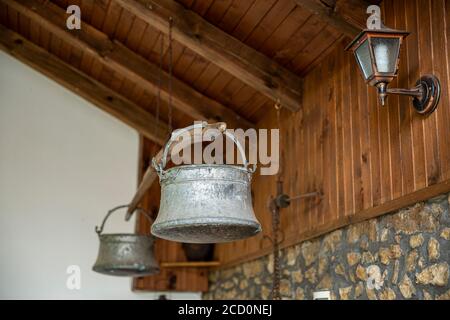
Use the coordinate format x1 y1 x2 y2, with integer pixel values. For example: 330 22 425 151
204 194 450 300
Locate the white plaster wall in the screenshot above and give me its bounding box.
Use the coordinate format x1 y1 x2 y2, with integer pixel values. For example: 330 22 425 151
0 52 200 300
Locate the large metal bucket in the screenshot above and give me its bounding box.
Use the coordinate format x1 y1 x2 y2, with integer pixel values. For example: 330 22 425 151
151 122 261 243
92 205 160 277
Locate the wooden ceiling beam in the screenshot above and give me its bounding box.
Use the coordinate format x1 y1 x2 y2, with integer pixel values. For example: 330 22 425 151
115 0 304 112
0 25 169 145
3 0 252 129
294 0 365 38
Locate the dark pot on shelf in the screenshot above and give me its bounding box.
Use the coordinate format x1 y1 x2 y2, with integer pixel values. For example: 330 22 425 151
182 243 214 261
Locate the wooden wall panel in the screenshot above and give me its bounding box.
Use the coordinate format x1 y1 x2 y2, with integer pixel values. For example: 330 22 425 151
215 0 450 268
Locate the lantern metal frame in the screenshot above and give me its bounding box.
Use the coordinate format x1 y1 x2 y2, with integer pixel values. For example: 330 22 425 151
346 28 441 115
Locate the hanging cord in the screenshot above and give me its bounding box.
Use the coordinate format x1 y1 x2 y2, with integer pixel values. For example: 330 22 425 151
168 17 174 132
154 31 164 138
270 100 283 300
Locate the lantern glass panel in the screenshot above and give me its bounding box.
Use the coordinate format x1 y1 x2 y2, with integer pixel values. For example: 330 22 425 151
355 39 373 80
371 37 400 74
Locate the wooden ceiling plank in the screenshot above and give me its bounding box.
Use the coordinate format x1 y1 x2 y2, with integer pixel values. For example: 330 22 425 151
184 0 250 106
7 5 18 30
136 25 160 58
38 25 51 51
191 0 214 16
259 8 311 60
18 11 30 39
124 16 148 52
292 24 342 74
218 0 255 33
180 0 252 97
245 0 297 50
118 77 136 101
246 94 273 121
79 52 95 75
110 71 125 92
137 91 153 112
178 53 209 87
108 41 252 128
161 40 186 77
220 80 247 111
178 0 195 9
48 33 62 57
59 41 72 62
232 83 262 111
204 71 235 105
216 1 301 116
101 1 122 37
192 63 223 94
300 33 346 77
275 15 327 69
293 0 364 38
68 46 84 70
0 25 168 145
172 47 197 79
114 8 135 43
80 0 94 24
90 59 104 80
116 0 303 112
0 2 6 24
90 0 110 30
204 0 233 24
231 0 276 42
3 0 251 129
191 1 270 116
120 13 253 129
98 64 116 88
28 17 40 44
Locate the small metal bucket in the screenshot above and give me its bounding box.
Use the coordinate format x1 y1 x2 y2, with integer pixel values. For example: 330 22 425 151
151 122 262 243
92 205 160 277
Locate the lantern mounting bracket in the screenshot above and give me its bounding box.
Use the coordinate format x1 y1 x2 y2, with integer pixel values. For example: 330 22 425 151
274 192 321 209
376 74 441 115
346 22 442 116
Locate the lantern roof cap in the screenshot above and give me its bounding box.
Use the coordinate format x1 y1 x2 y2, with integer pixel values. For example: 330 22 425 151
345 27 410 51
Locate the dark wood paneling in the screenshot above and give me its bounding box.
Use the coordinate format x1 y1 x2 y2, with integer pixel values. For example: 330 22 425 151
215 0 450 268
12 0 348 123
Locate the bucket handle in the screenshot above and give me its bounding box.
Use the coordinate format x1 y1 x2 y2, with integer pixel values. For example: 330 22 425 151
95 205 153 235
153 121 256 177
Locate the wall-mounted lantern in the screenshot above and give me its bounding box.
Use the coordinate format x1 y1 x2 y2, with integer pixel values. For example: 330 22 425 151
346 27 441 115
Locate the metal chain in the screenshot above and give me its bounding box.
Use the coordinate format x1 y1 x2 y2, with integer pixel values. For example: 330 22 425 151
155 31 163 138
270 201 281 300
270 101 283 300
168 17 174 132
275 100 283 179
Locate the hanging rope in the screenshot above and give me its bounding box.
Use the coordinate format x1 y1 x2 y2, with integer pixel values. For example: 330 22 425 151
168 17 174 133
155 31 164 138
